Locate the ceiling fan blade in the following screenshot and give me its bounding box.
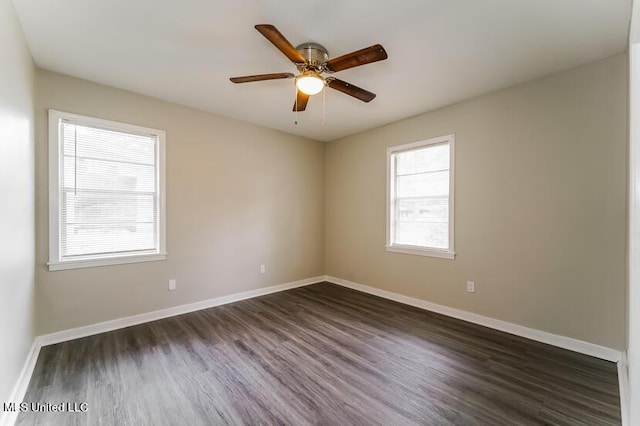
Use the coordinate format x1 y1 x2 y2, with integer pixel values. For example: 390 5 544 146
293 90 310 111
230 73 294 83
255 24 306 64
325 44 388 73
326 78 376 102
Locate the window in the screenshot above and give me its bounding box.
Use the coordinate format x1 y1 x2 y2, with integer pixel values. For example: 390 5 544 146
48 110 166 271
386 134 455 259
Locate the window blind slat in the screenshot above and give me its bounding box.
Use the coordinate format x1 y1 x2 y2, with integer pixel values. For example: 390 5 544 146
59 122 159 260
62 123 156 165
396 143 449 175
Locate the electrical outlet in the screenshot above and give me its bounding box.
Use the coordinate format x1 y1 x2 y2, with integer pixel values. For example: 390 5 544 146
260 264 265 274
168 279 177 291
466 281 475 293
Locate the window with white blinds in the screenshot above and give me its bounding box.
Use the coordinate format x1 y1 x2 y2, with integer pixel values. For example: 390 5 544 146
48 110 166 271
387 135 455 259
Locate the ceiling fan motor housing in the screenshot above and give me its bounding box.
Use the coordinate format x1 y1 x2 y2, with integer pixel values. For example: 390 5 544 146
296 43 329 70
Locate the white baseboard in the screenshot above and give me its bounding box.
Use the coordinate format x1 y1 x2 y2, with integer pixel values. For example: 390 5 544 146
38 276 325 346
618 351 629 426
1 276 323 426
0 341 41 426
1 276 324 426
3 275 624 426
325 275 622 362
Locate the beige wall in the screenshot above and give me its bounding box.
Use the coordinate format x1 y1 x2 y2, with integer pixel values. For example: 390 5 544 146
0 0 35 404
35 70 325 334
326 54 627 350
628 6 640 420
30 52 627 350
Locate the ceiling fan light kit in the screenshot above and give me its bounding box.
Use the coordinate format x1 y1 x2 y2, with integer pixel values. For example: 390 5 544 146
296 71 325 95
230 24 388 113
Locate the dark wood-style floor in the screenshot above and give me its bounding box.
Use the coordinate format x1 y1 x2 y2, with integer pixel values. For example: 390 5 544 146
17 282 621 425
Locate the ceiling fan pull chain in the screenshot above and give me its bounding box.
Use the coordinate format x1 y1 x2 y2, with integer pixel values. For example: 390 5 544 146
294 83 299 125
322 86 326 127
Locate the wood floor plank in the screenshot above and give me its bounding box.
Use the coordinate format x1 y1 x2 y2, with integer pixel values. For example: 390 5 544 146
16 282 621 425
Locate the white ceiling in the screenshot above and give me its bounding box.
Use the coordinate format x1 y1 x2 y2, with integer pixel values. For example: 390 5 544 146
12 0 631 141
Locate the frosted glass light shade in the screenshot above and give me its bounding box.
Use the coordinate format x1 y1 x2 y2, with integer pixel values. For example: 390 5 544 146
296 74 325 95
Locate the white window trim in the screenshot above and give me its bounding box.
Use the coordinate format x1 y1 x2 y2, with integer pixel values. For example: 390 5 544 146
48 109 167 271
386 134 456 260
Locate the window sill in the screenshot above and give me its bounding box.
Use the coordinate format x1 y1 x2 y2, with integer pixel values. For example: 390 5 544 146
386 245 455 260
48 253 167 271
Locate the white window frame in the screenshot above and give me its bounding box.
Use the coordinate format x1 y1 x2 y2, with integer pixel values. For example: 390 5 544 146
386 134 455 259
48 109 167 271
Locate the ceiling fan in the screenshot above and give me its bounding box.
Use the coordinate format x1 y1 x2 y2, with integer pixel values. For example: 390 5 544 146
230 25 388 112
